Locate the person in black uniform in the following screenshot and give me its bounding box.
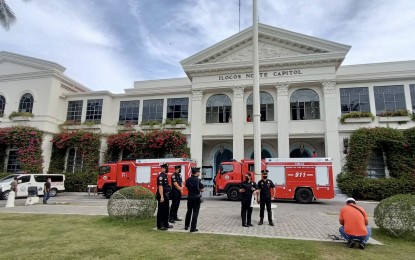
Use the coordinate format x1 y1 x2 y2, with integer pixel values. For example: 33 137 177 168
156 163 173 231
185 167 204 232
257 169 276 226
239 172 257 227
169 165 184 223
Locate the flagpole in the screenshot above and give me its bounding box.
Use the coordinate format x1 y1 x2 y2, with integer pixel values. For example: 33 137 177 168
253 0 262 181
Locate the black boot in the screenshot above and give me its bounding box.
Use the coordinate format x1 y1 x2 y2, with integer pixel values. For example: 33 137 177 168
258 219 263 225
269 221 274 226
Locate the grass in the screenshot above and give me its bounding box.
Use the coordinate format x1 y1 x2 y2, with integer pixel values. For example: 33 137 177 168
0 214 414 260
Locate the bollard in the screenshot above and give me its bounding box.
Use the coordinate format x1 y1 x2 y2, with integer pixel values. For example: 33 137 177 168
5 191 15 208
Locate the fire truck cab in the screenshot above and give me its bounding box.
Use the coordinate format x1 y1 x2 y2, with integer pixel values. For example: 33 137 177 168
97 158 196 198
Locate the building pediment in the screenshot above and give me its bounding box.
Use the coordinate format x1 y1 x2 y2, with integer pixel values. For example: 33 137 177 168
181 23 351 79
0 51 65 76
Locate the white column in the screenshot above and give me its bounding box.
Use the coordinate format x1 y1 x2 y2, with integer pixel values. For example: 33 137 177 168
276 83 290 158
42 134 54 173
190 90 204 165
322 81 342 180
99 137 108 165
232 86 245 161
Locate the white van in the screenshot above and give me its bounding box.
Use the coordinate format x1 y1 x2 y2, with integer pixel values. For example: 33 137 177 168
0 174 65 200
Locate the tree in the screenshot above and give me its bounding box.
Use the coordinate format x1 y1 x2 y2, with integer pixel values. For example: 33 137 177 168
0 0 16 30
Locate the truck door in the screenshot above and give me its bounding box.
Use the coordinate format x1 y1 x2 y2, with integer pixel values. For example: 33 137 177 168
16 175 31 197
118 164 134 187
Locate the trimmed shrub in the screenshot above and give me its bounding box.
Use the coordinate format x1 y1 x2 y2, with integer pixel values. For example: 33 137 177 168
107 186 157 221
337 173 415 201
0 172 11 180
374 194 415 238
64 172 97 192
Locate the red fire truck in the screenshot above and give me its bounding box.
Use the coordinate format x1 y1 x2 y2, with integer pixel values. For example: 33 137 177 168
215 158 334 203
97 158 197 198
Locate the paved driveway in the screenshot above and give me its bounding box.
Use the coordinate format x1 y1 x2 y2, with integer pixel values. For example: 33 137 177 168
0 192 381 244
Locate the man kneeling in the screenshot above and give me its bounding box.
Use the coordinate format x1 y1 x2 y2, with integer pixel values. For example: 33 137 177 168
339 198 371 249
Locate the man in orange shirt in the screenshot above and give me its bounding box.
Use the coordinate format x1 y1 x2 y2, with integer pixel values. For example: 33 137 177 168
339 198 371 249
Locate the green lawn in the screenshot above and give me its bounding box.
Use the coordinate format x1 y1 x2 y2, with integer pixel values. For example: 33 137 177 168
0 214 414 260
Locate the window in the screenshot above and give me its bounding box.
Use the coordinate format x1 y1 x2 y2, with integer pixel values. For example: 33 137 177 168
206 94 232 123
340 87 370 114
18 93 34 113
290 89 320 120
66 100 83 122
247 91 274 121
66 148 83 173
0 95 5 117
410 84 415 112
119 100 139 124
367 149 385 178
167 98 189 121
374 85 406 116
85 99 103 123
34 175 64 182
18 175 31 183
142 99 163 123
220 164 233 174
99 166 111 175
7 150 20 173
121 165 130 172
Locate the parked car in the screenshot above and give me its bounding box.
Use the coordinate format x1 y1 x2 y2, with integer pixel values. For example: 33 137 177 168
0 174 65 200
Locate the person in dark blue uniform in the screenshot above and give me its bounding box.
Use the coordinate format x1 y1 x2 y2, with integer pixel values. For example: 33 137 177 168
257 169 276 226
239 172 257 227
185 167 204 232
169 165 184 223
156 163 173 231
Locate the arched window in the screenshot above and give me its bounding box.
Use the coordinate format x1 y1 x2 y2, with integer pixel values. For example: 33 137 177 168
206 94 232 123
290 89 320 120
0 95 5 117
247 91 274 121
66 148 83 173
18 93 34 113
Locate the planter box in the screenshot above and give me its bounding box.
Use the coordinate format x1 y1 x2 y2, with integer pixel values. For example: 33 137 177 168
343 117 373 124
378 116 410 123
62 124 100 131
141 125 161 130
164 124 187 129
117 125 136 132
11 116 32 121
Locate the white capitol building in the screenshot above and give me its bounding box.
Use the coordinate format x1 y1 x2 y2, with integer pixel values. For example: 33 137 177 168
1 24 414 185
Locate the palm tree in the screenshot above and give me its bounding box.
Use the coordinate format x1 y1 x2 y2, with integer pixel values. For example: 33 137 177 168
0 0 16 30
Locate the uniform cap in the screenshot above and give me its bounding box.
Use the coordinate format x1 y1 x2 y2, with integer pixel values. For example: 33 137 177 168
160 163 169 168
174 165 181 169
346 198 356 204
261 169 269 174
191 167 201 174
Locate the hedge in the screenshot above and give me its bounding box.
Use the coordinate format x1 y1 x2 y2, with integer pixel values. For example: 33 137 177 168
0 172 11 180
64 172 97 192
337 173 415 201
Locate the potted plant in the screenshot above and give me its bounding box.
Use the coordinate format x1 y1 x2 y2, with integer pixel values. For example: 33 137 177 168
163 118 188 129
140 120 161 130
8 111 34 121
340 112 374 124
378 110 411 123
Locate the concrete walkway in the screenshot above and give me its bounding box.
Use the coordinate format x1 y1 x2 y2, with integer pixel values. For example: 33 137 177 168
0 192 382 245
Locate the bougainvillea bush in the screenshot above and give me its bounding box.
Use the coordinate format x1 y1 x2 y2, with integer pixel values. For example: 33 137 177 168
0 126 43 173
106 130 190 161
338 127 415 200
48 131 101 174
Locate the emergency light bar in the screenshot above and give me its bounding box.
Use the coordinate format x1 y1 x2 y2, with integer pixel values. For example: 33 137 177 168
265 158 333 163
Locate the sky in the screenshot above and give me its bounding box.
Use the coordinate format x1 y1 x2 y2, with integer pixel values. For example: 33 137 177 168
1 0 415 93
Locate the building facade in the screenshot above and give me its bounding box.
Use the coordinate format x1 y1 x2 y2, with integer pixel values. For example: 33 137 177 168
1 24 415 186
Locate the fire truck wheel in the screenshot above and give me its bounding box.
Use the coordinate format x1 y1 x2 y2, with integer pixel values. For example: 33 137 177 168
227 186 240 201
295 188 313 204
104 186 116 199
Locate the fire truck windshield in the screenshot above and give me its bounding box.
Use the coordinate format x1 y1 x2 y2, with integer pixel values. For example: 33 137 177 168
99 166 111 175
220 164 233 174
